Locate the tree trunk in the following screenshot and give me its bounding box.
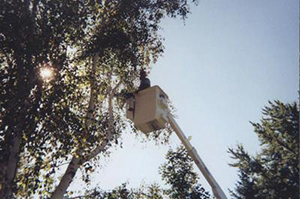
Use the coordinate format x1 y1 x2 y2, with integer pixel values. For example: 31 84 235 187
50 156 81 199
0 135 21 199
50 54 122 199
50 54 99 199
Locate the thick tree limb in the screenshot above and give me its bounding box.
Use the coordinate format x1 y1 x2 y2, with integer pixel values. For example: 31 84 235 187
51 55 122 199
51 54 99 199
83 80 121 162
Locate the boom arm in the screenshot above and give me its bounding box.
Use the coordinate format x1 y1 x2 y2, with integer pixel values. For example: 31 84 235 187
125 85 228 199
168 114 228 199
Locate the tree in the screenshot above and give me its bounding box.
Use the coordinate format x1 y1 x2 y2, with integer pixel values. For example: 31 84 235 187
0 1 92 197
77 183 162 199
160 145 211 199
70 145 211 199
228 101 299 199
0 0 197 198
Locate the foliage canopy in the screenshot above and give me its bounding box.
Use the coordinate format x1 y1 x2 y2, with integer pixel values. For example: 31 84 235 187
0 0 197 198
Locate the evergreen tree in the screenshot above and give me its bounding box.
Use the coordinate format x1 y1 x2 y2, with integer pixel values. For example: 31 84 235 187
228 101 299 199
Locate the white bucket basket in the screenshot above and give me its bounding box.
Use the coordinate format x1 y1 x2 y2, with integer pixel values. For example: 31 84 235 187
126 86 169 133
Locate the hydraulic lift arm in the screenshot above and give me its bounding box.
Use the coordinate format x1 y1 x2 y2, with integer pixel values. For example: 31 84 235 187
126 85 228 199
168 114 228 199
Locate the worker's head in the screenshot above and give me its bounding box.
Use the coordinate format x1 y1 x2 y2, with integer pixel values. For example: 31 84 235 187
140 68 148 79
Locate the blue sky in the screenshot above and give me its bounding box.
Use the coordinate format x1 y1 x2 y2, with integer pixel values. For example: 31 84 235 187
70 0 298 197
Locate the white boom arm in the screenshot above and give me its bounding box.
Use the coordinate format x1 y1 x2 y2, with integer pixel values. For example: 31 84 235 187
168 114 228 199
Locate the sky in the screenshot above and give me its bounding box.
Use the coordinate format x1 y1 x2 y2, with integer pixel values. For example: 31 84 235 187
69 0 299 197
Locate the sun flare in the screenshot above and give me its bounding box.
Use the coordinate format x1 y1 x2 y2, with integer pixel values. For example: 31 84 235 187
40 67 54 80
